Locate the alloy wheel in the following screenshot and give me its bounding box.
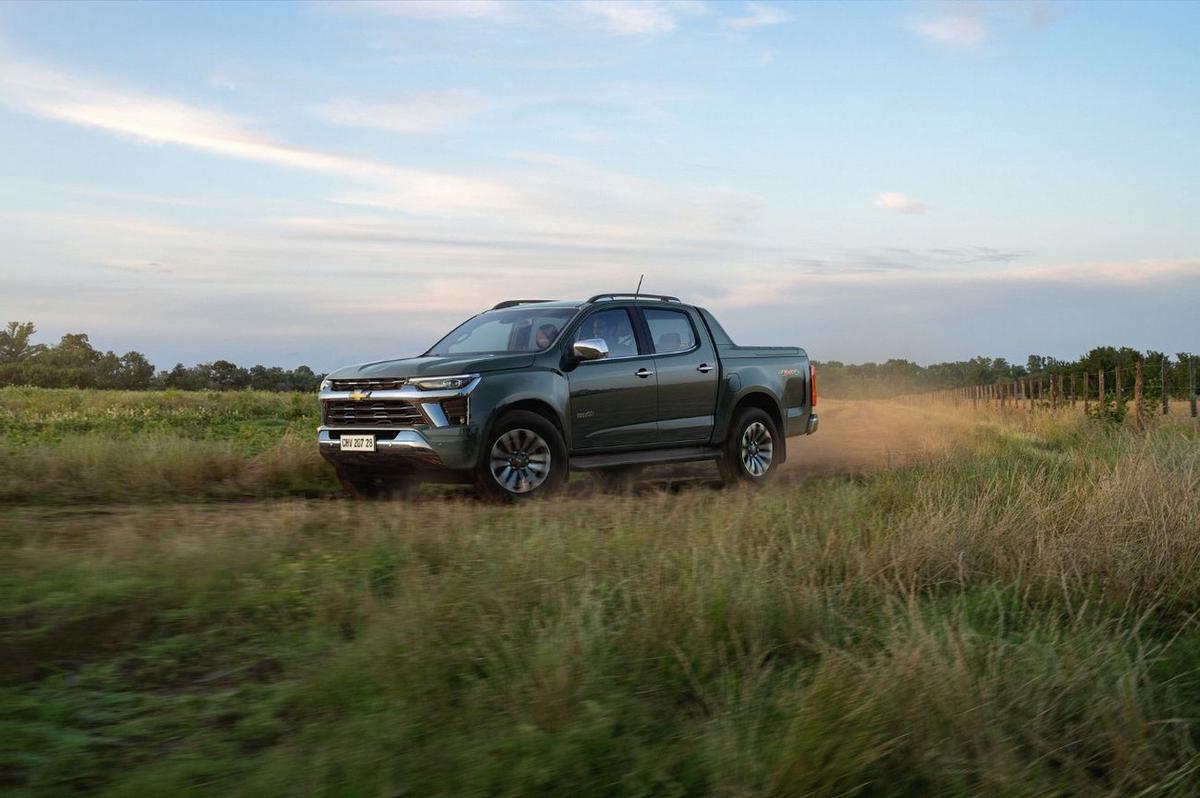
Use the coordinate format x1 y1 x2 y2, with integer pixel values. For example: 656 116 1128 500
739 421 774 477
489 428 552 494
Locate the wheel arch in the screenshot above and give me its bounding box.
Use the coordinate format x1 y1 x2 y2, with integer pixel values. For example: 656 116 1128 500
487 398 567 444
731 391 787 463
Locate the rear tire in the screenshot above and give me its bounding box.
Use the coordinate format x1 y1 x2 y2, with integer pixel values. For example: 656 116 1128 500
335 466 421 500
718 408 780 487
475 410 568 501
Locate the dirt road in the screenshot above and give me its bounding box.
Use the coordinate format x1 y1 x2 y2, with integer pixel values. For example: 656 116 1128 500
630 399 960 489
783 399 955 476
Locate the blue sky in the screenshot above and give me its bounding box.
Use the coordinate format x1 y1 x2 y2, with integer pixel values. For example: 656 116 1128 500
1 0 1197 370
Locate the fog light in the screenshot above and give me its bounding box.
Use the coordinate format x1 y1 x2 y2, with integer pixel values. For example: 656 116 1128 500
441 396 468 425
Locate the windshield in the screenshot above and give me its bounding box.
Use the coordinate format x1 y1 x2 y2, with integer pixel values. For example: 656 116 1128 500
425 307 578 356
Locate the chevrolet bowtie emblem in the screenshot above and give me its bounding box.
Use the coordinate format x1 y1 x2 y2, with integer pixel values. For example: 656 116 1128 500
350 390 371 401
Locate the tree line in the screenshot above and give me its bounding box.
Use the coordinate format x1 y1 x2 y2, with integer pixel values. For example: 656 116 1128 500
0 322 324 392
817 348 1198 399
2 320 1193 398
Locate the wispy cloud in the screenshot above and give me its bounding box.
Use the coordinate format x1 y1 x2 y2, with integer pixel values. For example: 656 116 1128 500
317 91 494 134
875 192 928 214
0 56 520 214
724 2 791 31
336 0 701 37
710 258 1200 311
789 246 1028 275
344 0 515 23
912 13 987 49
568 1 698 36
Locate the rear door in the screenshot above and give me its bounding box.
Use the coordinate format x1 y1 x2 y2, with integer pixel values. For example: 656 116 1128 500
567 307 659 451
642 307 719 444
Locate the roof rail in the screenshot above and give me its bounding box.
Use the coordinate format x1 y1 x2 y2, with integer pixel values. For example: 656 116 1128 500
586 293 681 304
492 299 554 310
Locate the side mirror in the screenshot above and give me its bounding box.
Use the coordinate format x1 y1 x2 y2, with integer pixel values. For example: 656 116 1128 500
572 338 609 361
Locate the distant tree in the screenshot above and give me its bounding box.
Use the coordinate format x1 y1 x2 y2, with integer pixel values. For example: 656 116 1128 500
97 351 155 390
42 333 101 370
158 363 209 391
249 364 287 391
209 360 250 391
0 322 45 363
289 365 320 392
95 351 121 388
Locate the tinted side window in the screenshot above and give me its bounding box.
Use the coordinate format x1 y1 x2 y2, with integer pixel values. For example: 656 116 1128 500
574 308 640 358
644 309 697 354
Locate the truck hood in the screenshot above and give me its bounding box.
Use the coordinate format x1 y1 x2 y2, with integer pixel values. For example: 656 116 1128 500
327 352 536 380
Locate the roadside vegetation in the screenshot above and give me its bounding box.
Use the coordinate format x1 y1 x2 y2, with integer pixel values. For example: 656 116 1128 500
817 346 1196 398
4 389 1200 796
0 322 322 391
0 387 334 503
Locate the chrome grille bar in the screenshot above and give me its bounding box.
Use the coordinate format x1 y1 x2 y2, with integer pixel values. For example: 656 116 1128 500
330 378 406 391
324 400 426 427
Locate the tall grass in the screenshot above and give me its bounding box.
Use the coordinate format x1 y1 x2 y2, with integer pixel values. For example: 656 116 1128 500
4 405 1200 796
0 387 333 502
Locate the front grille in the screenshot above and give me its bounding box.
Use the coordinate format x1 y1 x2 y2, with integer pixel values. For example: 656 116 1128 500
330 378 406 391
324 400 426 427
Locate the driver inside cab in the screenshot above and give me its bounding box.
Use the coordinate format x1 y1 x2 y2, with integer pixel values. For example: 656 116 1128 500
584 311 637 358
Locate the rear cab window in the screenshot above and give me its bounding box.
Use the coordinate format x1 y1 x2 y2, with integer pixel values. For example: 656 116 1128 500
643 308 698 354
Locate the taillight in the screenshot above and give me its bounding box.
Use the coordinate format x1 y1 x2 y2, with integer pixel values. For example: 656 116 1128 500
810 364 817 407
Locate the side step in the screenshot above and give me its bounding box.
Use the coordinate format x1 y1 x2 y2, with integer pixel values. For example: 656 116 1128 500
569 446 722 471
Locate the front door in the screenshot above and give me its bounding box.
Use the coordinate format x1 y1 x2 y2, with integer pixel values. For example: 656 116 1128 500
567 307 659 451
643 307 719 444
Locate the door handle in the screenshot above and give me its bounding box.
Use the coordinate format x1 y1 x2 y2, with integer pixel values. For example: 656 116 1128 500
697 363 713 373
635 368 655 378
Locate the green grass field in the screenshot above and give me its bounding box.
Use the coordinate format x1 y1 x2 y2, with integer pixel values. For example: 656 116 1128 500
0 387 334 503
4 388 1200 796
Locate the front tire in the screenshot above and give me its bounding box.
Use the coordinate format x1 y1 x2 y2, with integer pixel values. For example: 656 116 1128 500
475 410 568 501
718 408 780 486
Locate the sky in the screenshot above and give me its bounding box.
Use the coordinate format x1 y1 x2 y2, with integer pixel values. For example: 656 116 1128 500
0 0 1197 371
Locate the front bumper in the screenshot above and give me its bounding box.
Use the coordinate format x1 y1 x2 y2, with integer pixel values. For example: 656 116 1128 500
317 426 479 471
806 412 819 435
317 377 484 472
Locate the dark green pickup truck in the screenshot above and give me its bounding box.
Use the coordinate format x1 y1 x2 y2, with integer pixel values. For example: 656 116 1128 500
317 293 818 499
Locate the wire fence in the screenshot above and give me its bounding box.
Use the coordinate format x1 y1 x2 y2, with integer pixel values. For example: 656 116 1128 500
916 357 1199 425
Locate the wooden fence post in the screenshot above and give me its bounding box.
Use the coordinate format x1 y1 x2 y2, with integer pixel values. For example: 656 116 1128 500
1134 361 1144 429
1191 358 1197 418
1098 370 1105 410
1162 358 1169 415
1083 371 1090 414
1070 374 1076 408
1115 366 1123 406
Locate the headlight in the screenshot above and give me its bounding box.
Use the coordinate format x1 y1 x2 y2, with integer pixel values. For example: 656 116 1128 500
410 374 478 391
319 377 331 392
